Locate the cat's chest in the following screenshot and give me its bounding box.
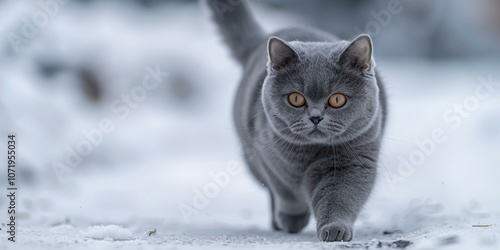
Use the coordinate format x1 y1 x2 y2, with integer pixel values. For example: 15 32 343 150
255 136 330 175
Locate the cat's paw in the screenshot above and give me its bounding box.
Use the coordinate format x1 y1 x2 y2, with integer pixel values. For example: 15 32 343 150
317 221 353 242
274 211 310 233
271 217 280 231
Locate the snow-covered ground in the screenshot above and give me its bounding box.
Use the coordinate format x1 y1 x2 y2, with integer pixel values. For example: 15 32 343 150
0 1 499 249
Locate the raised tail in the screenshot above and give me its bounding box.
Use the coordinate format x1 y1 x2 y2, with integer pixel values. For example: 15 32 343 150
205 0 265 64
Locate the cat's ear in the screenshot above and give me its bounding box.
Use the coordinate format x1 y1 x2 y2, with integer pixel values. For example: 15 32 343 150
338 34 373 71
267 37 299 70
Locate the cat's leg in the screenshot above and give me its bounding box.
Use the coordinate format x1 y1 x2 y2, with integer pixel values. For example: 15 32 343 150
241 145 286 230
268 176 310 233
248 142 310 233
304 153 377 242
269 191 280 231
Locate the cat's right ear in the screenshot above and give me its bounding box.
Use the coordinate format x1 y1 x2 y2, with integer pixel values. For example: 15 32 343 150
338 35 373 71
267 37 299 70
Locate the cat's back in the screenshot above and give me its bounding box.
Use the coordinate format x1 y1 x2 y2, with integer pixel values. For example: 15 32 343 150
272 27 340 44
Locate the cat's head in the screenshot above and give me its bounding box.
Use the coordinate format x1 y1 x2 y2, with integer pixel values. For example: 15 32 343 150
262 35 381 145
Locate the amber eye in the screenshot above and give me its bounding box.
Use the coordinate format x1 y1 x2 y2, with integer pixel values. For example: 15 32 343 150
328 93 347 108
288 92 306 107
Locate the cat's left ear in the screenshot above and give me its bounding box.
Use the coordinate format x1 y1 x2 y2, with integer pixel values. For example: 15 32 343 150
338 34 373 71
267 36 299 70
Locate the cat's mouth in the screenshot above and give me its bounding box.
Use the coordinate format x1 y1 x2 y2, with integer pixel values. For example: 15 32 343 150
308 127 326 136
287 124 337 144
289 121 333 141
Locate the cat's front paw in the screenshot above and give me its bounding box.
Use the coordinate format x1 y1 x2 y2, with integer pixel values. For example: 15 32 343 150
317 221 353 242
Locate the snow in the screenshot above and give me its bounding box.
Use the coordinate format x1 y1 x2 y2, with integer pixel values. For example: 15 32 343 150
82 225 135 241
2 222 499 249
0 1 499 249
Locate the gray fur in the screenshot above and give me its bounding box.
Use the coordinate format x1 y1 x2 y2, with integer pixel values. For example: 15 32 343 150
207 0 387 242
205 0 264 64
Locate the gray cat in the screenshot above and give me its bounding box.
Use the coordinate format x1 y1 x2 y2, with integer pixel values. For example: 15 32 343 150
206 0 387 242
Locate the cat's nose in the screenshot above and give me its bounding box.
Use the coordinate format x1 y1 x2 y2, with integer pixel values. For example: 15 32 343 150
309 116 323 125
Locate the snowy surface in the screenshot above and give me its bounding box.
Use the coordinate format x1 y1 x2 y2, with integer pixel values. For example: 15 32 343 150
1 1 499 249
81 225 135 241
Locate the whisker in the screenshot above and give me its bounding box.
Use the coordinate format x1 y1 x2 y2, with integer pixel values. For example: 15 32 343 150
338 134 372 174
